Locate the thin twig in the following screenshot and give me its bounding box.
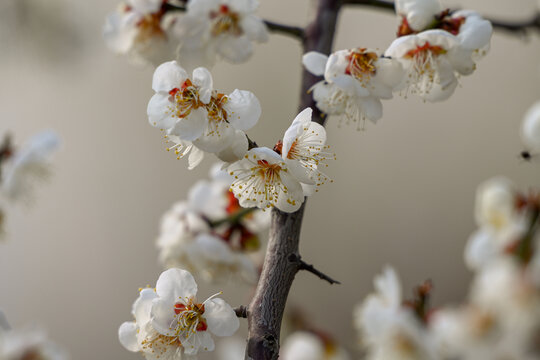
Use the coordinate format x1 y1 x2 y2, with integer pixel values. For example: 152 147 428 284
263 20 305 40
163 3 304 40
289 254 341 285
234 305 248 318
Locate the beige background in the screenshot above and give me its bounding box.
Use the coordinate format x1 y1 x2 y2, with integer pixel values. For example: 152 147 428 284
0 0 539 358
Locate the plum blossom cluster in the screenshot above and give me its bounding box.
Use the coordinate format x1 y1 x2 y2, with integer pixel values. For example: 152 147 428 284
156 163 270 283
147 61 334 212
304 0 492 126
104 0 268 68
356 177 540 360
0 131 59 238
119 268 239 359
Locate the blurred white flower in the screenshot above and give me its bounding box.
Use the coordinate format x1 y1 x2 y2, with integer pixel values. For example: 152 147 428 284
228 147 304 212
1 131 60 203
281 331 350 360
150 268 239 356
355 266 438 360
173 0 268 70
104 0 180 66
0 326 67 360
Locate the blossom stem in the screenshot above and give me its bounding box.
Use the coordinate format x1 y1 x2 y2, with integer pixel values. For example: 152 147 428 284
234 305 249 318
245 1 342 359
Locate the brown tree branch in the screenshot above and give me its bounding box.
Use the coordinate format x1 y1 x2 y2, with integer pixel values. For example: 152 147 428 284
244 1 342 359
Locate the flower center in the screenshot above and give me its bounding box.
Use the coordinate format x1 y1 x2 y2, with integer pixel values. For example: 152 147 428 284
256 160 283 183
206 93 229 125
404 42 447 59
173 300 208 335
168 79 204 119
135 11 166 42
345 49 378 82
209 5 243 36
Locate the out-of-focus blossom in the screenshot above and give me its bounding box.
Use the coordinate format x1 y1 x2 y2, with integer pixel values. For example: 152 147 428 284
355 267 438 360
150 268 239 355
281 331 350 360
173 0 268 70
1 131 60 203
156 164 269 283
0 325 67 360
104 0 180 66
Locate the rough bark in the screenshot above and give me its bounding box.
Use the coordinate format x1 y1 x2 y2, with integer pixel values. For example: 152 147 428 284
245 1 342 359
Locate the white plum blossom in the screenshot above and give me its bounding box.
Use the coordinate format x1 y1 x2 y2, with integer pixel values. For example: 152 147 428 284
228 147 305 212
281 108 334 189
395 0 442 32
281 331 350 360
521 101 540 155
148 61 261 160
119 288 183 359
104 0 180 65
150 268 239 356
173 0 268 70
464 177 527 270
355 266 437 360
1 131 60 203
386 30 469 102
303 49 403 124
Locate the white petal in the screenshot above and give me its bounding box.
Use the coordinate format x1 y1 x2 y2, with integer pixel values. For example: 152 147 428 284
522 101 540 153
361 97 383 123
133 288 158 325
118 322 139 352
302 52 328 76
224 90 262 130
396 0 442 31
168 108 208 141
147 94 176 129
241 15 268 42
192 67 214 104
421 77 458 102
276 170 304 212
150 298 177 336
333 75 370 97
457 15 492 51
193 122 235 153
216 35 253 63
155 268 198 301
188 146 205 170
152 61 189 93
205 298 240 336
103 11 138 54
284 159 315 185
128 0 162 13
216 130 249 163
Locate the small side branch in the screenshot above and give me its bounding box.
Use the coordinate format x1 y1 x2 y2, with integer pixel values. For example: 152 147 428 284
289 254 341 285
234 305 248 318
342 0 394 10
263 20 305 40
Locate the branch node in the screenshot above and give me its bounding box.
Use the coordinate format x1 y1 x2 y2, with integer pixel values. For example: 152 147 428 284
234 305 248 318
290 253 341 285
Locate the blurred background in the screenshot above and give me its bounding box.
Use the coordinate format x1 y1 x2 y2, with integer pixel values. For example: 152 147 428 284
0 0 539 358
